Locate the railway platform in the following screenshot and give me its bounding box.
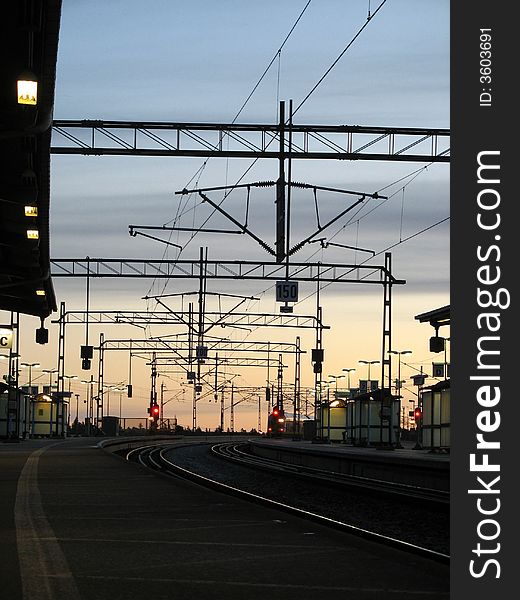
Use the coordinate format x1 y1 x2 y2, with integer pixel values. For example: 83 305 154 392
1 436 449 600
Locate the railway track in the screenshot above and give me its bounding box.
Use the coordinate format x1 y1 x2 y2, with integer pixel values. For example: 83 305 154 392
211 441 450 506
123 442 449 564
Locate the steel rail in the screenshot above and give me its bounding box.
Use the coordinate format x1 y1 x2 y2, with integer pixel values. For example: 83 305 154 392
211 442 449 505
123 443 449 563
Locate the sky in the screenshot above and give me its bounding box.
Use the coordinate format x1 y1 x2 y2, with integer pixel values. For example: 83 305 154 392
1 0 450 431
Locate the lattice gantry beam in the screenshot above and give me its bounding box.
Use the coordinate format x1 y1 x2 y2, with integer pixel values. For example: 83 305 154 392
53 310 328 330
50 258 405 285
151 357 283 369
101 339 303 354
51 120 449 163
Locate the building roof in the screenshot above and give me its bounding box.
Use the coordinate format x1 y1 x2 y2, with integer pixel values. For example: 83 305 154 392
351 388 397 402
0 0 61 319
423 379 451 392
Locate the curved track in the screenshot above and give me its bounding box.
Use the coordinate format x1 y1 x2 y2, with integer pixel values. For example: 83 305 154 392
211 441 449 506
124 442 449 564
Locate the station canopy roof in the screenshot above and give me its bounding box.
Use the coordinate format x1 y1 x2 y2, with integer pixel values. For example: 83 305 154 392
414 305 450 330
0 0 61 319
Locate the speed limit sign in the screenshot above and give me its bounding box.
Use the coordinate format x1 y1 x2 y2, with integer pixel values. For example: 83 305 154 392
276 281 299 302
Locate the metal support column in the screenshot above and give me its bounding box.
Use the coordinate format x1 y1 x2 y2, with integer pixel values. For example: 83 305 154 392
314 303 323 433
150 352 157 431
230 383 235 433
380 252 393 445
293 335 301 438
276 100 286 263
56 301 66 437
160 382 165 429
192 375 197 431
220 387 225 432
277 353 284 411
6 313 20 439
97 332 104 429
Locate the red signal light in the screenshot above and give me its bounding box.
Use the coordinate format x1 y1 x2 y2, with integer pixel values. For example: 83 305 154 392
273 409 279 416
414 408 422 421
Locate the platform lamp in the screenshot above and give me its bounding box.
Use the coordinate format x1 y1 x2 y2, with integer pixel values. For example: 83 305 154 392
358 360 379 389
63 375 78 433
358 360 379 446
42 368 58 393
42 368 58 436
21 362 40 438
322 381 333 442
74 394 80 433
21 362 40 390
327 374 345 400
388 350 412 444
341 368 356 443
63 374 78 393
342 368 356 395
388 350 412 395
81 376 95 436
17 70 38 106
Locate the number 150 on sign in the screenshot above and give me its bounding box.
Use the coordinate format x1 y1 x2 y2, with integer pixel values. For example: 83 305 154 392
276 281 299 303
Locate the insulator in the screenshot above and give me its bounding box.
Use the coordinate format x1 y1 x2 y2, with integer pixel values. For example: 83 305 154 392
290 181 311 188
255 180 275 187
288 242 305 255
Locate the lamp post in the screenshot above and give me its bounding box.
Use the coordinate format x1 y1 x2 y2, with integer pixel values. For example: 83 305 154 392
358 360 379 388
42 368 58 392
74 394 80 434
388 350 412 394
327 374 346 399
342 368 356 395
118 388 123 421
42 368 58 436
63 375 78 435
21 362 39 390
21 362 40 438
358 360 379 445
81 376 94 436
389 350 412 447
63 374 78 394
220 374 240 433
325 382 331 441
341 368 355 443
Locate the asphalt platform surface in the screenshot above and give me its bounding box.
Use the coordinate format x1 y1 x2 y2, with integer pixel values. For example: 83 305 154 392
1 437 449 600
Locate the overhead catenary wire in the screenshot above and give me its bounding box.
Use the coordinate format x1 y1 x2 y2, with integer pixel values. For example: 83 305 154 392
143 0 313 299
239 160 448 307
293 0 389 115
137 2 447 379
170 0 390 255
148 0 388 268
295 215 450 305
399 187 405 242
